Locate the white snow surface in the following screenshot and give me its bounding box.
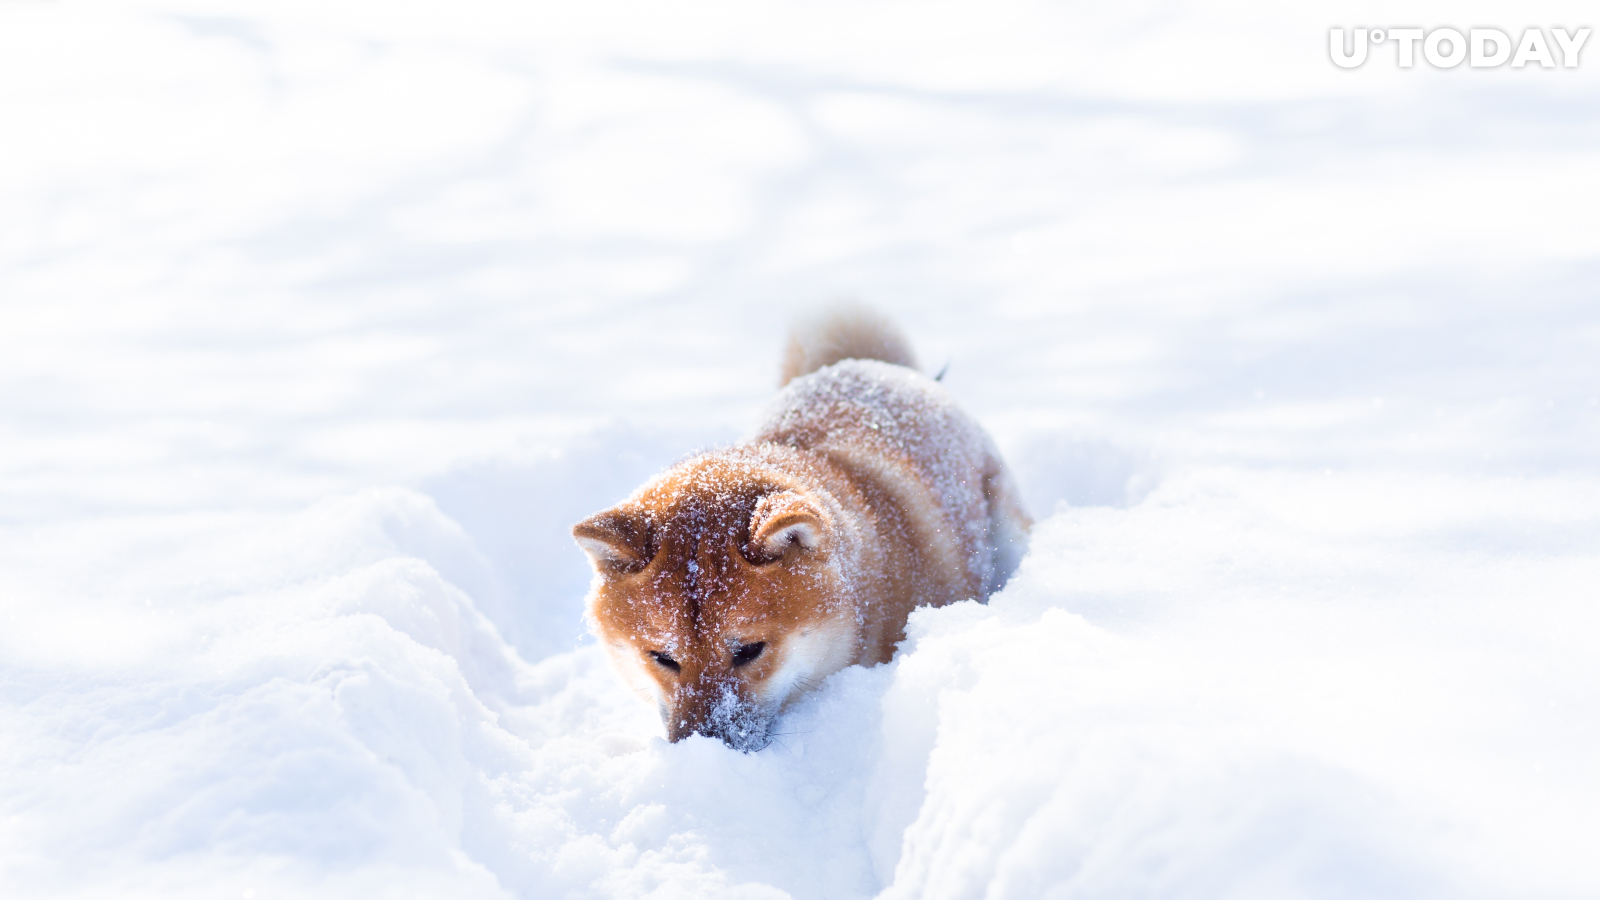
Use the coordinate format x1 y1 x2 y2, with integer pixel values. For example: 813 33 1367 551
3 0 1600 897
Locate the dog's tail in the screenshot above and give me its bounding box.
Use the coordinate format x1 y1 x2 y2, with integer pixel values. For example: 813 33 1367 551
778 301 919 387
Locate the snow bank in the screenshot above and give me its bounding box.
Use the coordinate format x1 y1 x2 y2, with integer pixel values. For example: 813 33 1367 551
3 0 1599 895
5 467 1596 897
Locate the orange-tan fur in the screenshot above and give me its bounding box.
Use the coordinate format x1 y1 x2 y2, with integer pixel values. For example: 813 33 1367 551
573 305 1030 749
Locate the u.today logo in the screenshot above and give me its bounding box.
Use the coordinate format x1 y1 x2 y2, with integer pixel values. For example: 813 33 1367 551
1330 27 1591 69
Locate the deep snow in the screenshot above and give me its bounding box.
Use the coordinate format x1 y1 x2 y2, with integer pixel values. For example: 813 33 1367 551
2 0 1599 897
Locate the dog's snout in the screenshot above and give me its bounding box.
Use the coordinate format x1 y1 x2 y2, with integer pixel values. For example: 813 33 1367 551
665 717 760 748
665 717 700 743
661 684 770 750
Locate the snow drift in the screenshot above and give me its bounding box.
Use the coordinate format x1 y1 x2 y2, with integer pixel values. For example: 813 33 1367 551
3 0 1599 897
4 467 1597 898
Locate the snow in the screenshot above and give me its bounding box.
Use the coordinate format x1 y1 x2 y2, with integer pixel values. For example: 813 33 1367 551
2 0 1599 897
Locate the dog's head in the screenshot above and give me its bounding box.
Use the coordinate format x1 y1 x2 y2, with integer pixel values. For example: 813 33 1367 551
573 453 858 750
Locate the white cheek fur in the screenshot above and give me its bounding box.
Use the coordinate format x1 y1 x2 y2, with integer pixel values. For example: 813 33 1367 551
759 619 856 712
605 640 665 706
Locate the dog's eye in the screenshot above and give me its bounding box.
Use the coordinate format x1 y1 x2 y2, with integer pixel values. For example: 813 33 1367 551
649 651 680 673
731 642 766 667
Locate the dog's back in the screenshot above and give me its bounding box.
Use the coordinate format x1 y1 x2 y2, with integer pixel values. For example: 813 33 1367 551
760 305 1029 611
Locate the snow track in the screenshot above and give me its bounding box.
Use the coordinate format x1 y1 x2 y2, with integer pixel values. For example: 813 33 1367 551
3 0 1598 896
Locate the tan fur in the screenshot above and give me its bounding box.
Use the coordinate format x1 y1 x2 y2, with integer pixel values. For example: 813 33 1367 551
574 307 1029 749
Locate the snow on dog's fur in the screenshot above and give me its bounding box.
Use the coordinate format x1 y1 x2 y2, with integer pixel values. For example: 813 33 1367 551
573 304 1030 749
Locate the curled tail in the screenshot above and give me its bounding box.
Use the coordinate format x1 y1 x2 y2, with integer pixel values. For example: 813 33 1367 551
778 301 920 387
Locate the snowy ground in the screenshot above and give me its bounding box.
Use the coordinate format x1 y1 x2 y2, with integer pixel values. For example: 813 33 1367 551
3 0 1599 897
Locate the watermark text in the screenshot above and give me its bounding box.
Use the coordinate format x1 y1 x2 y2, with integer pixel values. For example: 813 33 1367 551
1330 27 1590 68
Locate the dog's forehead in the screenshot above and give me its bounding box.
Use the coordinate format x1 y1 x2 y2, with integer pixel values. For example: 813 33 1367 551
600 453 825 640
607 544 788 636
630 482 768 568
644 460 767 519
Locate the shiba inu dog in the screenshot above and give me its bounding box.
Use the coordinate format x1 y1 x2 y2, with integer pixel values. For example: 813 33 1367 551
573 305 1029 749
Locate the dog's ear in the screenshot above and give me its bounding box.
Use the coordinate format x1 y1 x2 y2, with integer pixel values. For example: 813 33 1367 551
573 507 655 573
746 491 828 563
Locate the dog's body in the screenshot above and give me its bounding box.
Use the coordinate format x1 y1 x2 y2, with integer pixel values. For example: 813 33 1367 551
574 307 1029 748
